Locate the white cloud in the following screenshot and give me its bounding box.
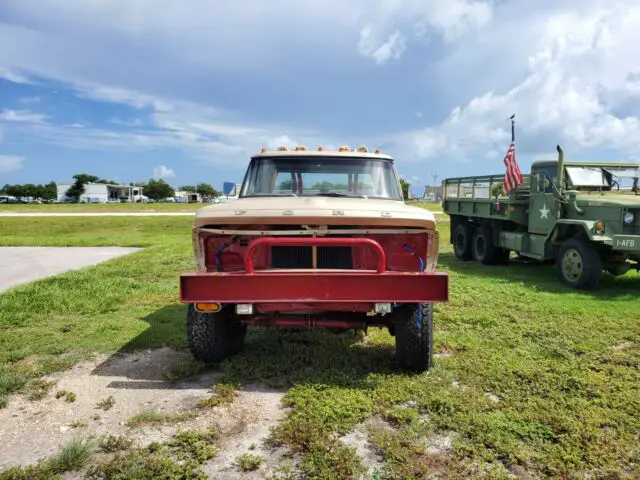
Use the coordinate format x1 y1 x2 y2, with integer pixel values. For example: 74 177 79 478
358 27 406 64
396 2 640 163
0 67 33 84
153 165 175 179
356 0 492 62
0 155 24 173
0 109 47 124
1 0 639 174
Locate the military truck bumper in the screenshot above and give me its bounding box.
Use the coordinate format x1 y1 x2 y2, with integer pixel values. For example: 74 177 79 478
179 237 449 310
612 235 640 253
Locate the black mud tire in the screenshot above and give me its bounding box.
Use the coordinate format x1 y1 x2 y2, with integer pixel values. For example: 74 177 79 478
471 225 502 265
556 237 603 290
186 304 247 363
393 303 433 372
453 223 473 261
496 247 511 264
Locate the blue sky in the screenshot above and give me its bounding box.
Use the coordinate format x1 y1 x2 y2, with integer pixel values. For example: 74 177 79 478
1 0 639 191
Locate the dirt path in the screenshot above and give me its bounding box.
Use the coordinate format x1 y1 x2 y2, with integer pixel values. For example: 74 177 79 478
0 348 286 477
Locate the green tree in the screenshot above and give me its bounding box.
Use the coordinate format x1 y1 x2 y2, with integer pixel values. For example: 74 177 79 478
179 185 197 192
72 173 100 184
65 180 86 202
278 179 293 190
144 179 175 200
43 181 57 200
196 183 219 198
400 178 410 201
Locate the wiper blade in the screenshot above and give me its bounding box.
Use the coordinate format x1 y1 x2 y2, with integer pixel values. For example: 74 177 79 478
314 192 368 198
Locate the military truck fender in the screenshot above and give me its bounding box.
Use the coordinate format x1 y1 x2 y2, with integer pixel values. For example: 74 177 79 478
548 220 597 246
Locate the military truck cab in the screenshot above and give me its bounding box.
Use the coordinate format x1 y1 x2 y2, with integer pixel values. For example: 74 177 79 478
443 145 640 290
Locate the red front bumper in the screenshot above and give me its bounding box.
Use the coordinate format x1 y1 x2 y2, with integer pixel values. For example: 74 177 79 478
179 236 449 305
180 270 449 304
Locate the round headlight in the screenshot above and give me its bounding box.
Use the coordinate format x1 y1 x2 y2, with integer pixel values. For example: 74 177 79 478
623 212 634 224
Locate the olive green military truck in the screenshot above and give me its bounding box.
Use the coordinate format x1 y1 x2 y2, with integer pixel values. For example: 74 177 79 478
442 145 640 290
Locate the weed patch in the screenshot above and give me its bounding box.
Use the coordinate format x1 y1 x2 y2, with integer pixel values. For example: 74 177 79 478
196 382 238 409
125 409 196 428
23 378 56 401
0 437 94 480
95 395 115 411
98 435 133 453
87 428 217 479
55 390 76 403
236 452 265 471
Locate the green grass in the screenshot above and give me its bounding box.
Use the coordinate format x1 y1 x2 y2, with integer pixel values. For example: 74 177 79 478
0 202 205 212
0 216 639 478
0 437 94 479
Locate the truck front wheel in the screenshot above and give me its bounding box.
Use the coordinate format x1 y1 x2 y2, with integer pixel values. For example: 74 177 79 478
393 303 433 372
557 237 603 290
453 223 473 261
186 304 247 363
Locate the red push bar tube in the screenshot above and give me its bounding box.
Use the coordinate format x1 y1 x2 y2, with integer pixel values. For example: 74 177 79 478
244 237 387 274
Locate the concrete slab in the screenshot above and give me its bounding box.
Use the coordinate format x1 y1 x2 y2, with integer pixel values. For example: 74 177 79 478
0 246 141 293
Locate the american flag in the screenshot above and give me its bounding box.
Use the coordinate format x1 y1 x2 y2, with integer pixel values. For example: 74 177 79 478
502 142 523 194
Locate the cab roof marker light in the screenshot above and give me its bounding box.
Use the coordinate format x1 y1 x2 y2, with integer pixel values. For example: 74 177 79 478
338 146 350 152
356 145 369 153
276 146 288 151
295 145 308 151
260 147 268 153
317 146 324 151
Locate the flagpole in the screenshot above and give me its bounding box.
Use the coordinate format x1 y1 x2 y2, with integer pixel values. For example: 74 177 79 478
510 114 515 143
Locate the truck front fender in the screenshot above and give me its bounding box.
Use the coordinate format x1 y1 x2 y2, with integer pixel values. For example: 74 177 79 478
548 220 597 245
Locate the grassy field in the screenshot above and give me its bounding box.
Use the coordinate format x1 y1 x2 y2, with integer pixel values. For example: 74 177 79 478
0 200 443 214
0 202 204 212
0 215 639 479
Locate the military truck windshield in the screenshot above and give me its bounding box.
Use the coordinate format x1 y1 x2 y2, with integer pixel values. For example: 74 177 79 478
608 167 640 192
240 156 403 200
566 166 608 188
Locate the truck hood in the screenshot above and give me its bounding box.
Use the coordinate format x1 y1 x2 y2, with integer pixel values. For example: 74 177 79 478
194 196 437 229
576 193 640 207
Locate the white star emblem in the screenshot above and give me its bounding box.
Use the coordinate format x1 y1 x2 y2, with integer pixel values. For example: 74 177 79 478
540 204 550 220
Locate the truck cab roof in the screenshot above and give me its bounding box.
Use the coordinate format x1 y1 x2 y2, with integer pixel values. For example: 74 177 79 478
251 145 394 161
531 160 640 170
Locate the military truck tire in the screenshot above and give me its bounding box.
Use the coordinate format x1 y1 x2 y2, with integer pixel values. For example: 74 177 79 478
186 304 247 363
557 237 603 290
453 223 473 261
497 248 511 264
471 225 502 265
393 303 433 372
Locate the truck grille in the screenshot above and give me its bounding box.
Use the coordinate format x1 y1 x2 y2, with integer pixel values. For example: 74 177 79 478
271 246 353 269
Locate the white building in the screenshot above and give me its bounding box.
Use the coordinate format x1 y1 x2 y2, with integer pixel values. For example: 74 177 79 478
174 190 202 203
57 183 145 203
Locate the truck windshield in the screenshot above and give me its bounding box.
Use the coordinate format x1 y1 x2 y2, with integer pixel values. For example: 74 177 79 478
566 167 608 188
240 156 403 200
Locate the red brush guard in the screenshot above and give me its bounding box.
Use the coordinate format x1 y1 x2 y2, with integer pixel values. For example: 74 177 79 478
179 236 449 308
